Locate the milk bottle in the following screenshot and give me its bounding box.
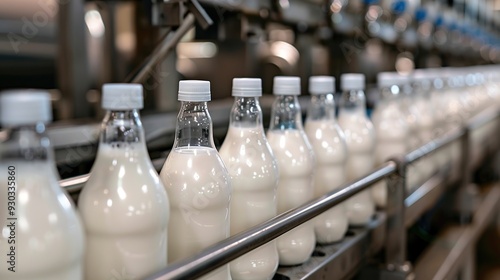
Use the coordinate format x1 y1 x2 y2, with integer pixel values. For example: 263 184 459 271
441 73 464 177
0 90 85 280
160 80 231 280
78 84 170 280
337 74 376 225
399 74 426 191
219 78 279 280
411 71 436 180
304 76 348 243
371 73 409 207
428 73 451 171
266 76 316 265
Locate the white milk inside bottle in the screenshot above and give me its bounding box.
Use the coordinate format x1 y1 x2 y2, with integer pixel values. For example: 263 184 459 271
219 78 279 280
78 84 170 280
337 73 376 225
304 76 348 243
441 72 465 179
160 80 231 280
371 73 409 207
429 74 451 171
266 76 316 266
0 91 85 280
399 75 425 191
411 70 435 181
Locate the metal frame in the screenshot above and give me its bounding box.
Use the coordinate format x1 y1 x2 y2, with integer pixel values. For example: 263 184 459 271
57 107 500 280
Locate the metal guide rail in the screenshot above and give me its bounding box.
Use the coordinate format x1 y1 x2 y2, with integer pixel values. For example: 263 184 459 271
58 106 500 280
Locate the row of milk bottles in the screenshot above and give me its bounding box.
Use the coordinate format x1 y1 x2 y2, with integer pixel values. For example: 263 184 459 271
371 67 500 201
1 66 499 280
0 76 370 280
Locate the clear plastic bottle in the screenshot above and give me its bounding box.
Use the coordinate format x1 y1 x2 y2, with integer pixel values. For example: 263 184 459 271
304 76 348 243
78 84 170 280
337 73 376 226
371 72 409 206
441 71 464 178
219 78 279 280
266 76 316 266
428 71 450 171
160 80 231 280
0 90 85 280
411 70 436 180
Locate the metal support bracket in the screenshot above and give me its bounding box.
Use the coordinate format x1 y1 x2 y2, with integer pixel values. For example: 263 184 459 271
383 156 413 280
457 126 476 224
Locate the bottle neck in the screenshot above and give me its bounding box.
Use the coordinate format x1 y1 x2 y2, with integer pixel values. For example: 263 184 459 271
0 123 52 162
230 96 264 129
339 89 367 115
173 101 215 149
269 95 303 130
101 110 145 145
306 93 336 122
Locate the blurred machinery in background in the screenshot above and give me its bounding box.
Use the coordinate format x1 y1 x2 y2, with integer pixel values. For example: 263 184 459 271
1 0 500 120
1 0 500 174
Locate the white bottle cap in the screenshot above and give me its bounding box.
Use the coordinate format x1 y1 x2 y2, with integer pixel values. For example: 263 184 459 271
232 78 262 97
377 72 409 88
341 73 365 91
309 76 335 95
102 83 143 110
0 90 52 127
178 80 211 102
273 76 301 95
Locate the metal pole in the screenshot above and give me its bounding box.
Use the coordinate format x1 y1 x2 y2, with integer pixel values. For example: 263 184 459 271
383 156 410 279
144 162 397 280
57 0 91 119
458 125 473 224
126 14 195 84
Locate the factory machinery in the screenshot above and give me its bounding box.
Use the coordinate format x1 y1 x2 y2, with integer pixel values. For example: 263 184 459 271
2 0 500 279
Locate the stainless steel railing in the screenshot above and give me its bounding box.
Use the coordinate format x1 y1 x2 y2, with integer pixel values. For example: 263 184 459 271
57 105 500 280
147 163 397 280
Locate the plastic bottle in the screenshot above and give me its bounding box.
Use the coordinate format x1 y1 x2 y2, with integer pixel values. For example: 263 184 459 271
266 76 316 266
304 76 348 243
428 71 450 171
441 71 464 178
219 78 279 280
337 73 376 225
160 80 231 280
411 70 436 180
371 72 409 207
0 90 85 280
78 84 170 280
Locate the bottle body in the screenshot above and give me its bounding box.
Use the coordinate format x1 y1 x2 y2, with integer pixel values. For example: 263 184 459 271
371 93 408 207
266 130 316 265
161 147 231 279
220 126 279 279
0 128 85 280
267 95 315 266
338 89 376 225
411 79 435 184
79 144 169 280
429 78 453 171
304 93 348 244
219 96 279 280
78 110 170 280
160 101 231 280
